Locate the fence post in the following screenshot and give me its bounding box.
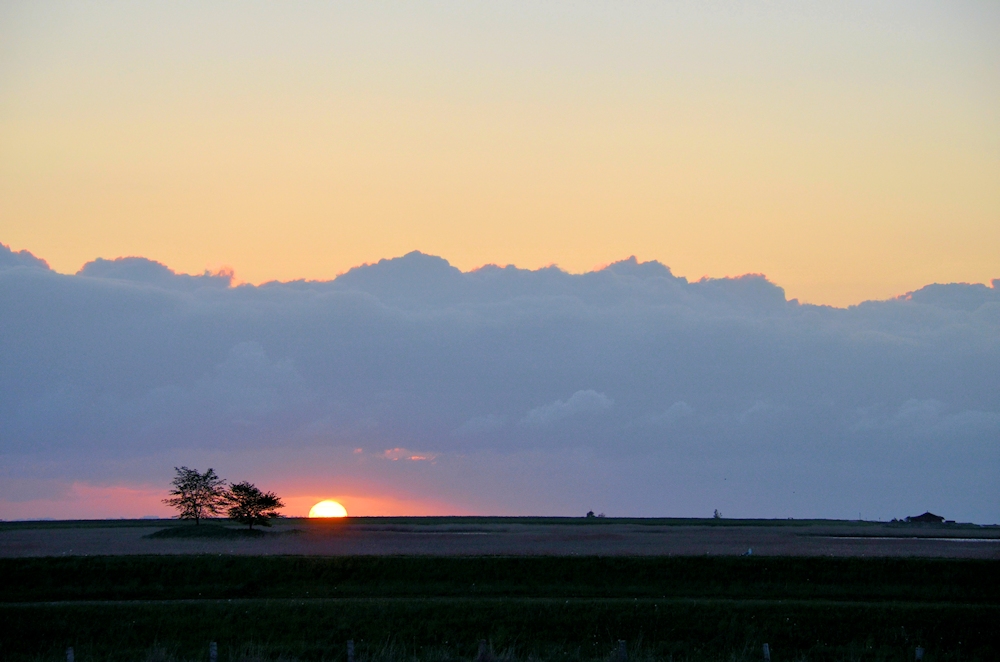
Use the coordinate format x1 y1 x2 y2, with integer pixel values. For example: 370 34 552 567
66 647 74 662
209 641 217 662
476 640 489 662
617 640 627 662
348 640 355 662
762 643 770 661
915 647 925 661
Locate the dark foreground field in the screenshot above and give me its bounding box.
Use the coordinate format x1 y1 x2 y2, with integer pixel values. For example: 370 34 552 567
3 516 999 558
2 554 998 662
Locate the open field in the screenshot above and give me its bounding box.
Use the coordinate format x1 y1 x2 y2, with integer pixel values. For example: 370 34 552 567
2 519 998 661
2 517 999 558
2 554 998 661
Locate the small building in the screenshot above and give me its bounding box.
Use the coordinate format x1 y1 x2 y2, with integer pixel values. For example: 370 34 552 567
905 512 945 523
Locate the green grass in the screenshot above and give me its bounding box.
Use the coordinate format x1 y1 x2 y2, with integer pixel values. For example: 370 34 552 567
2 556 998 661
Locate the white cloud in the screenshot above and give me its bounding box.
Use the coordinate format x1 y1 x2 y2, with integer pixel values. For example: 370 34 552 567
521 390 614 427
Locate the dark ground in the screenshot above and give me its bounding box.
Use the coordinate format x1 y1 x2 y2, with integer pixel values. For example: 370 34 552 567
1 518 997 661
2 516 998 558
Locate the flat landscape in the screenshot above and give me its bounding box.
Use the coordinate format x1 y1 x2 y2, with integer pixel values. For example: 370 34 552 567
3 516 999 558
2 518 998 661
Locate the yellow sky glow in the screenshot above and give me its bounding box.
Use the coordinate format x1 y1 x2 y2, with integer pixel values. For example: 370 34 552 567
1 2 997 305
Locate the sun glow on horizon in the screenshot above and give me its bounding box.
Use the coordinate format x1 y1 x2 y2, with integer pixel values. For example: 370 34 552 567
309 500 348 518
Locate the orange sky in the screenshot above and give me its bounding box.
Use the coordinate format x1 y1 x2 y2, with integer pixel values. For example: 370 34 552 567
1 2 998 306
0 482 471 520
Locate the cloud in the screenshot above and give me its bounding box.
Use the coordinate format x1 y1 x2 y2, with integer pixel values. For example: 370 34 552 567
0 242 50 271
1 246 998 522
522 390 614 427
78 256 233 291
737 400 786 424
852 399 1000 438
642 401 694 426
381 448 437 462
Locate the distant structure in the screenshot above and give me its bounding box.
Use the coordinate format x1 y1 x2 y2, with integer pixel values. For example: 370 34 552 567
905 512 945 523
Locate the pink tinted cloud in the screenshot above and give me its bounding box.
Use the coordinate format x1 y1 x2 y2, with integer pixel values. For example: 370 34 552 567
380 448 437 462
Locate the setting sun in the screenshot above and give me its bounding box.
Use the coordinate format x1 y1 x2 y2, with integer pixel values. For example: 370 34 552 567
308 500 347 518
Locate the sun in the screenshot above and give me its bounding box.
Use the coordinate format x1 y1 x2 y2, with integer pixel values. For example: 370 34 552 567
309 500 348 518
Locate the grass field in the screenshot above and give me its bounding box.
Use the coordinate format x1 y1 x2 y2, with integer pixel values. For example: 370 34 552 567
5 517 997 559
2 554 998 662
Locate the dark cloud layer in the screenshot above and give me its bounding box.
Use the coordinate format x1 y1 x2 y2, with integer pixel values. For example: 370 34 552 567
1 243 998 521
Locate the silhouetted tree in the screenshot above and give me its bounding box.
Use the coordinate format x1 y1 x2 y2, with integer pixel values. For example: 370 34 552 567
163 467 227 525
225 481 284 530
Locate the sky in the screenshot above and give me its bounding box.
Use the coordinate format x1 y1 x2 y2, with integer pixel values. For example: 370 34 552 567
1 2 998 521
1 1 998 306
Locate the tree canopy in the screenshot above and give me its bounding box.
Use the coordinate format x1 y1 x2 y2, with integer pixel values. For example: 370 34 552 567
225 481 285 530
162 467 227 524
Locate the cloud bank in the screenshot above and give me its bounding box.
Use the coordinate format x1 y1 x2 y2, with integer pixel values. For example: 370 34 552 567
1 243 998 521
